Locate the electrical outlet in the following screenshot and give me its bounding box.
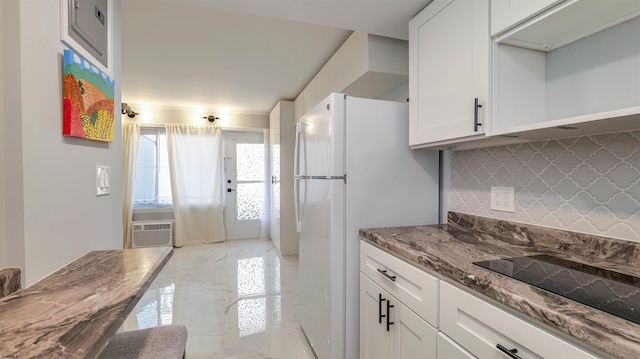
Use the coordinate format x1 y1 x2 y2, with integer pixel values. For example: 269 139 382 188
491 186 514 212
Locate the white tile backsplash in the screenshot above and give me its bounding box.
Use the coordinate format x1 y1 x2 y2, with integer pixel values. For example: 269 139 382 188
450 131 640 242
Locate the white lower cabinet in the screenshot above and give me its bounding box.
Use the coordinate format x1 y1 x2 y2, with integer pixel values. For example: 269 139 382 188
361 273 389 359
359 242 601 358
439 282 599 358
360 274 437 359
360 241 439 326
436 333 474 359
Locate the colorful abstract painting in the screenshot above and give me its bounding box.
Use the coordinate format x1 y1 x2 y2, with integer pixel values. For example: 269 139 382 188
63 49 115 142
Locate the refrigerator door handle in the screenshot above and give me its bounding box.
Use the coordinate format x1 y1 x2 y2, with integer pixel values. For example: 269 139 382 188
294 177 308 233
295 175 346 181
294 177 301 232
294 123 307 232
294 122 306 177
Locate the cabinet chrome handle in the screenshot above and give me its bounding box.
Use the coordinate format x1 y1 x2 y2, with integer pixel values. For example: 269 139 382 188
378 293 386 324
377 268 396 282
474 98 483 132
386 300 394 331
496 344 521 359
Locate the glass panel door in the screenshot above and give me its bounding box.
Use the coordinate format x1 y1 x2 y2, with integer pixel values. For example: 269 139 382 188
224 131 266 239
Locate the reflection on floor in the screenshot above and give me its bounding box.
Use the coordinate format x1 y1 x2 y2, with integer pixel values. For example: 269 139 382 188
122 238 316 359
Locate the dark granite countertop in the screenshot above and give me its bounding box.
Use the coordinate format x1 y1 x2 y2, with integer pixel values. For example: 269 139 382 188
359 212 640 359
0 246 173 358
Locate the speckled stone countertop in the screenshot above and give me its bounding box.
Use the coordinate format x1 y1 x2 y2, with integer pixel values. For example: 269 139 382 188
0 247 173 359
360 212 640 359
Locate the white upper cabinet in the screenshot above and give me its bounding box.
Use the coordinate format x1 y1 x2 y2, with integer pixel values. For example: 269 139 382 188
408 0 640 150
491 12 640 140
491 0 563 36
495 0 640 51
409 0 490 149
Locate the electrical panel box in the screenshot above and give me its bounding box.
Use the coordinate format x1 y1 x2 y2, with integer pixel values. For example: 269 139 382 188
67 0 108 67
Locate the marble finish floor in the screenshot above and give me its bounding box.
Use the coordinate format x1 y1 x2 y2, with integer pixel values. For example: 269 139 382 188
122 238 315 359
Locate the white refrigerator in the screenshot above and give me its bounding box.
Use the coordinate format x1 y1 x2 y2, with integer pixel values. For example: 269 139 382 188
295 93 439 359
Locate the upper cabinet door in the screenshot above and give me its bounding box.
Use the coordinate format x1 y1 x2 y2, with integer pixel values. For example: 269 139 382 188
409 0 490 148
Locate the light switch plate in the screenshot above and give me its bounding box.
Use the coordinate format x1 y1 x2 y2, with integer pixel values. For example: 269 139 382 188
491 186 514 212
96 165 110 196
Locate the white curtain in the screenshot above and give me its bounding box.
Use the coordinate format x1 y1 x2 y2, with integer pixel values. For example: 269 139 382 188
166 124 225 246
122 122 140 249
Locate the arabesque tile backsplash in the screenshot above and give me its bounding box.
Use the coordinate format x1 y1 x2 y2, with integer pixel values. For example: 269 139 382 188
450 131 640 242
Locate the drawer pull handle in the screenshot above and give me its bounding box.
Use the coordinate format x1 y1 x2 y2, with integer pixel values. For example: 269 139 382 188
386 300 394 332
496 344 521 359
377 269 396 282
378 293 386 324
474 98 483 132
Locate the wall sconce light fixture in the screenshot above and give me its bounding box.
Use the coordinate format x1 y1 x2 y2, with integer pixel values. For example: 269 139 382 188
203 115 219 123
121 103 139 118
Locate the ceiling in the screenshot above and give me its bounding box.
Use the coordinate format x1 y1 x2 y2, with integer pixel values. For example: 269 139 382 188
121 0 431 115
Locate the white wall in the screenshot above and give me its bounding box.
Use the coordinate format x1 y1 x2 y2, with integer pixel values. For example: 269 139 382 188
123 104 269 129
0 0 5 269
2 0 25 274
3 0 122 285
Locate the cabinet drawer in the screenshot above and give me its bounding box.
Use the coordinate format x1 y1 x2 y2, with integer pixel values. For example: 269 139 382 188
360 241 439 327
440 282 599 358
436 333 474 359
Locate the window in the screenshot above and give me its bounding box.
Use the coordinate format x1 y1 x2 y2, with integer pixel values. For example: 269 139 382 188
134 127 172 208
235 142 266 221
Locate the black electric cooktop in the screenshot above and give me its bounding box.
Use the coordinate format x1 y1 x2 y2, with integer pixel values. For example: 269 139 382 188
473 254 640 325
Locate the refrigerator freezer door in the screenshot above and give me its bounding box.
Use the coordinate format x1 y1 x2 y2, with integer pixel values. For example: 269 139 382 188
294 93 345 233
295 93 345 177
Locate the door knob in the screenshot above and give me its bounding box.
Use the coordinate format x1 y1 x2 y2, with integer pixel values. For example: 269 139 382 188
227 179 232 184
227 188 235 193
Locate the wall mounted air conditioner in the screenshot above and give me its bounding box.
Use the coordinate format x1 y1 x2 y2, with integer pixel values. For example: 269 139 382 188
132 221 173 248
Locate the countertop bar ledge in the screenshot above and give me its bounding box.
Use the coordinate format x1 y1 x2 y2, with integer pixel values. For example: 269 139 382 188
0 246 173 359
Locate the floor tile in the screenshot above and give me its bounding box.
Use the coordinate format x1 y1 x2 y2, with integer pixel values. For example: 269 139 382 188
122 238 315 358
